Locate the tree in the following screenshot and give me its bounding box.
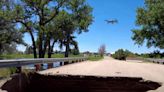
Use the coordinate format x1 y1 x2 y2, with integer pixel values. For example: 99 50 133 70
132 0 164 49
112 49 137 60
24 46 33 54
139 50 164 58
1 43 19 54
10 0 93 58
50 0 93 57
112 49 127 60
0 21 25 54
71 45 80 55
9 0 68 58
0 1 25 54
98 44 106 57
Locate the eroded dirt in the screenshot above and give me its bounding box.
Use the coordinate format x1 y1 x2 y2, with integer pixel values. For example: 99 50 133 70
1 73 161 92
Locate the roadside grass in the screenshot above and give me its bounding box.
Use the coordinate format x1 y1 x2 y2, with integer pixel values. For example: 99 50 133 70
88 55 103 61
0 54 34 59
0 68 16 78
0 54 84 59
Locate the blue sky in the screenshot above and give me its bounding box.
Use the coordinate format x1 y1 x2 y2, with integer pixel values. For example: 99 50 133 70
75 0 163 54
18 0 163 54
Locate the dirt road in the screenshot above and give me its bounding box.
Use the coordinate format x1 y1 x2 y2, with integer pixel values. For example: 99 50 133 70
40 57 164 92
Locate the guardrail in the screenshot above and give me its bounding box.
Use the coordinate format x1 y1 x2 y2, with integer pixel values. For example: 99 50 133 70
145 58 164 64
126 57 164 65
0 57 88 72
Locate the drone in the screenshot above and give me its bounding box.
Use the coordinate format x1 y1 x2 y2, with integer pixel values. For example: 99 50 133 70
105 19 118 24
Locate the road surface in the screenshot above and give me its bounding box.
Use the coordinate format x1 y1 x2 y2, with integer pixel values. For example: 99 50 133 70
40 56 164 92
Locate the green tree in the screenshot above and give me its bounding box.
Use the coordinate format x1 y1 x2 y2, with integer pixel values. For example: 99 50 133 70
112 49 127 60
10 0 92 58
10 0 68 58
50 0 93 57
0 1 25 54
71 47 80 55
24 46 33 54
132 0 164 49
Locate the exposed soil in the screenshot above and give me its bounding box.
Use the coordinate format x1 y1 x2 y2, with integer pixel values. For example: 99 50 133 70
0 73 161 92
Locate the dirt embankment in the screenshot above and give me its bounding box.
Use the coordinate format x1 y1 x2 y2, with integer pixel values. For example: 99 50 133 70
0 73 161 92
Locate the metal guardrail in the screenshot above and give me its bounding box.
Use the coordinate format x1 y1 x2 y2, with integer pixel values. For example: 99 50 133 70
126 57 164 65
0 57 88 72
145 58 164 64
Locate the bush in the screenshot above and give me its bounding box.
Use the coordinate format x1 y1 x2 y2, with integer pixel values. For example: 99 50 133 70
112 49 127 60
139 50 164 58
112 49 138 60
9 67 17 74
0 67 16 78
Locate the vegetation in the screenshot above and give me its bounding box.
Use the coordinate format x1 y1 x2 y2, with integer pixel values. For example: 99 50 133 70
139 50 164 58
70 47 80 55
112 49 164 60
98 44 106 57
0 68 16 78
0 68 10 78
0 54 84 59
0 0 93 58
88 55 103 61
0 0 93 70
112 49 137 60
0 53 83 77
0 0 25 54
132 0 164 49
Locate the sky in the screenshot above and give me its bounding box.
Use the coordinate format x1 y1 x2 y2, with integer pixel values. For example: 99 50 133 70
18 0 163 54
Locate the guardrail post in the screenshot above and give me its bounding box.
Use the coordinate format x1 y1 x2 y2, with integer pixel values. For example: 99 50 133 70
35 64 41 71
60 62 63 66
16 66 22 73
48 63 53 69
64 61 69 65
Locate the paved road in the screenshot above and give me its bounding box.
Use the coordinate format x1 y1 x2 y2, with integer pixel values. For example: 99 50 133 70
40 57 164 92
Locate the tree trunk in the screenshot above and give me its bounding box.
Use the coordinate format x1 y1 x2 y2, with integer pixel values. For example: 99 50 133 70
65 33 70 57
47 40 53 68
37 30 45 71
47 40 56 68
0 44 2 54
42 39 47 58
29 31 41 71
39 26 47 58
48 40 56 58
65 43 69 57
38 32 43 58
29 31 37 58
48 42 51 58
64 32 71 58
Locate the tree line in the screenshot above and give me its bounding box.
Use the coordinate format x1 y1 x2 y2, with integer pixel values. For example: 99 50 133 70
112 49 164 60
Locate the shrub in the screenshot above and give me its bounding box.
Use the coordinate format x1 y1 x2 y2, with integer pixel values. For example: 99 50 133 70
112 49 137 60
112 49 127 60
